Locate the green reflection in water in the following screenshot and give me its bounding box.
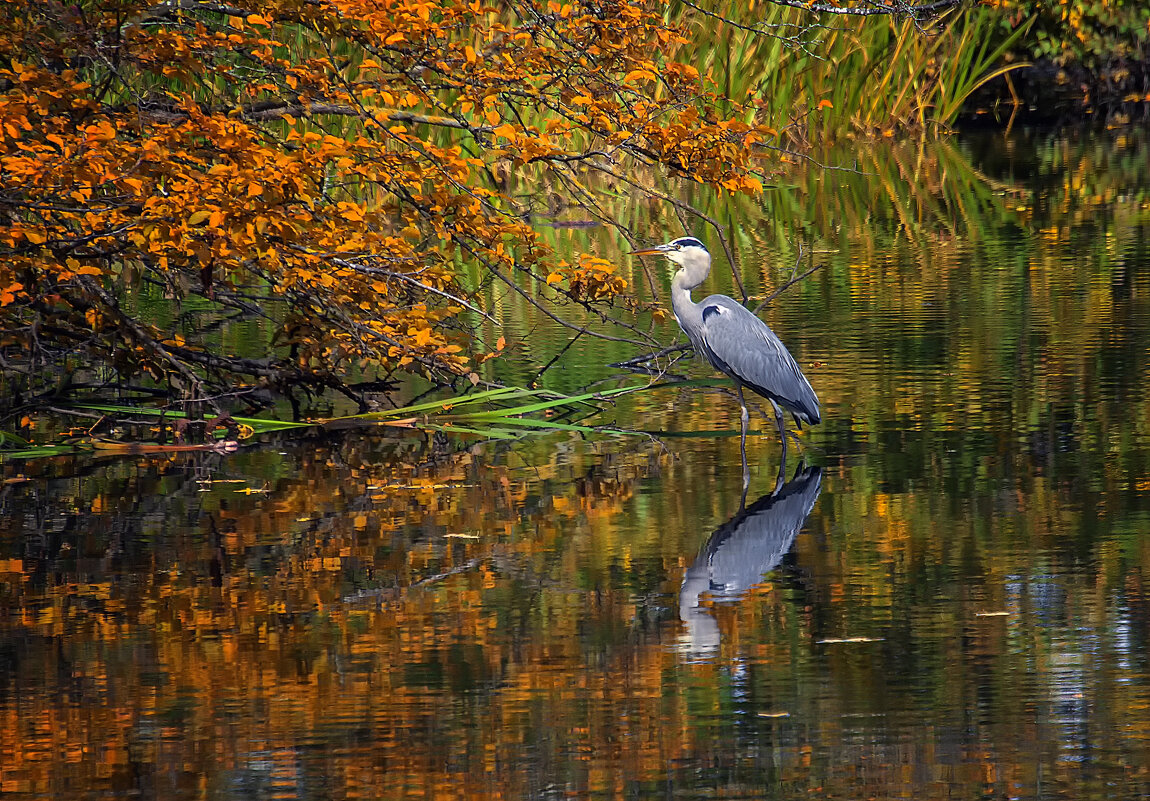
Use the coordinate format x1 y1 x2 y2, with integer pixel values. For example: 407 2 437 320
2 128 1150 800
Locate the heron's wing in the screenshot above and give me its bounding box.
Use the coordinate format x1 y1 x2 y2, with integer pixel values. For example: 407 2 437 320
678 466 822 655
698 466 822 598
697 295 820 424
679 465 821 609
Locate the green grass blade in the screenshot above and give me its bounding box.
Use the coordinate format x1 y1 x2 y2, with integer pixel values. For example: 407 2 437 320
454 385 645 418
339 387 551 419
73 403 313 432
422 423 521 439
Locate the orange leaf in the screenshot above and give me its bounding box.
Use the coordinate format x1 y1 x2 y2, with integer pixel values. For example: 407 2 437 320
623 69 657 84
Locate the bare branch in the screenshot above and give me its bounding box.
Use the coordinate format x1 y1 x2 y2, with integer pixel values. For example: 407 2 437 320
764 0 961 17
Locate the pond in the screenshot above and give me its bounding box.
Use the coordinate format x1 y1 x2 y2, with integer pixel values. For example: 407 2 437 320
3 126 1150 799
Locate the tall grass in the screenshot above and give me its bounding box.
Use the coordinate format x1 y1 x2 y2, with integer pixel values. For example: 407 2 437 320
666 1 1030 141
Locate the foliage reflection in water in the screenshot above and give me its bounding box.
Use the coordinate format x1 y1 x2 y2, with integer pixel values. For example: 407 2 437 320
3 128 1150 799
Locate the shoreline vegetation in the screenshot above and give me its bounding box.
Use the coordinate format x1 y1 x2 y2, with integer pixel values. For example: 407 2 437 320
1 0 1148 454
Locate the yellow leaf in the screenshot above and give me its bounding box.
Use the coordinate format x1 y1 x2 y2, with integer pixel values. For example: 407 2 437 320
623 69 656 84
188 210 211 225
247 182 262 197
546 272 563 285
385 32 405 45
465 46 477 64
492 123 516 139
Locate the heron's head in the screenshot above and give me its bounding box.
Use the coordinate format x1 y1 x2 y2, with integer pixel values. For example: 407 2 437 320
630 236 709 269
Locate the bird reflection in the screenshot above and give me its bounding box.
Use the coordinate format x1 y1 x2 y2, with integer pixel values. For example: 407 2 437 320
679 463 822 656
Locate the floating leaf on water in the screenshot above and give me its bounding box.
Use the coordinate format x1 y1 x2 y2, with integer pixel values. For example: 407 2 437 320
816 637 884 644
234 484 269 494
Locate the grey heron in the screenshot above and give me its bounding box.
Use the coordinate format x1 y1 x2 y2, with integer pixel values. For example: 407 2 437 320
631 235 820 485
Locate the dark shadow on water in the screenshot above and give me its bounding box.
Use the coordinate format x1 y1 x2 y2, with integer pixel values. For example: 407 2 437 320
678 462 823 657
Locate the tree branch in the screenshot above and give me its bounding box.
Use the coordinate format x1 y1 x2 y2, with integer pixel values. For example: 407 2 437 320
764 0 962 17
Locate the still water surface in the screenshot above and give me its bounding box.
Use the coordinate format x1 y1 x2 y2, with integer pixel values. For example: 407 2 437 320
3 128 1150 799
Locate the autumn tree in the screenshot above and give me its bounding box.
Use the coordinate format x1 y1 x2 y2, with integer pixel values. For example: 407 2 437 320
0 0 956 413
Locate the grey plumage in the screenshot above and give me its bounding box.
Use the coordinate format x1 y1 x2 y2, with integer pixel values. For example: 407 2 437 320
679 464 823 654
631 235 820 484
690 294 820 427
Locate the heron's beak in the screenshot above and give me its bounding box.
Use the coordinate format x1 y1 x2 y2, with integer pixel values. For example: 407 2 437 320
629 244 672 256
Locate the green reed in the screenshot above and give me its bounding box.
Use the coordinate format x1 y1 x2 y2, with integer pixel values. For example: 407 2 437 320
666 1 1029 141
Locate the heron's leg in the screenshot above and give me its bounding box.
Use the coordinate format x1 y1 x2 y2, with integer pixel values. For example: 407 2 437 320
768 399 805 453
768 398 788 442
772 448 788 498
736 385 750 490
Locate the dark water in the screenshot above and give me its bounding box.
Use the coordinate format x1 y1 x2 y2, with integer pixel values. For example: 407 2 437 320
3 128 1150 799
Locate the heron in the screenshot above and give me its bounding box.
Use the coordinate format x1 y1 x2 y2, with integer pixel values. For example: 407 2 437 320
631 235 820 486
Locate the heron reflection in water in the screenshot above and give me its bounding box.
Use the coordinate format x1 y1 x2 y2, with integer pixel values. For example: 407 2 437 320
631 236 820 488
679 463 822 656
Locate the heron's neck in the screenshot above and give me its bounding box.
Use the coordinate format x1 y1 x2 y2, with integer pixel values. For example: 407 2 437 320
671 267 705 336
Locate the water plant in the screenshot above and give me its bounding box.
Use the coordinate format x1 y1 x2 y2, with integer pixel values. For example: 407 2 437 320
667 1 1032 139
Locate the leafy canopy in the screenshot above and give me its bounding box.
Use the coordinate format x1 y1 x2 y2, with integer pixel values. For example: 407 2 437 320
1 0 774 407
